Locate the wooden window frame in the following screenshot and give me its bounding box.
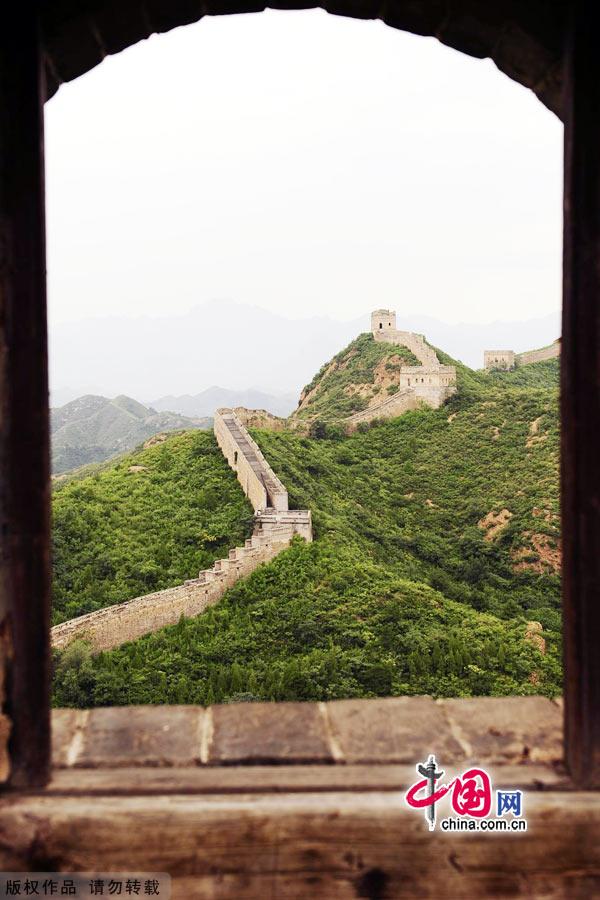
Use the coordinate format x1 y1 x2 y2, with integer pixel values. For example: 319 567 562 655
0 1 598 793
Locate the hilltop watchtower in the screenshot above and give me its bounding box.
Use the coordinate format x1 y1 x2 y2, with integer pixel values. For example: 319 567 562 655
371 309 396 333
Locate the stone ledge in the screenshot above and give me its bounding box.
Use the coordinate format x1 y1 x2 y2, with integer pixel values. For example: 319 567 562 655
52 696 564 771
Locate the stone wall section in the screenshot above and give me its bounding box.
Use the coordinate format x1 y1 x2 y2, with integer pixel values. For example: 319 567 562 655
345 389 422 430
214 409 288 512
516 339 561 367
346 311 457 429
484 350 516 370
51 412 312 653
51 532 292 653
484 340 560 370
398 364 457 392
371 320 440 368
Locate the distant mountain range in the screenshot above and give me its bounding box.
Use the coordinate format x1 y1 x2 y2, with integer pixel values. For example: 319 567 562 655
51 394 210 474
151 387 297 419
49 299 560 403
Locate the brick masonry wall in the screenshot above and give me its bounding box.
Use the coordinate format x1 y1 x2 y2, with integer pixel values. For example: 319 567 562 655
516 340 561 367
484 350 516 370
51 534 293 653
348 317 457 428
345 389 422 429
373 328 440 367
50 695 563 769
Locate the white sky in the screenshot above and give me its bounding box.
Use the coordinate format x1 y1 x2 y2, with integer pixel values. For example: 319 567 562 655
44 9 563 328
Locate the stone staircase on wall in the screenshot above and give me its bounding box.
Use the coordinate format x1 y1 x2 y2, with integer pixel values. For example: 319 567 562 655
373 327 440 367
51 411 312 653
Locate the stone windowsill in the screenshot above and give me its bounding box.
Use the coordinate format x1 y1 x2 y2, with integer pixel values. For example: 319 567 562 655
51 695 564 776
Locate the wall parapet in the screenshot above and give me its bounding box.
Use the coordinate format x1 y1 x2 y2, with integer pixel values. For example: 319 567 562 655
345 389 422 429
373 327 440 367
51 533 293 653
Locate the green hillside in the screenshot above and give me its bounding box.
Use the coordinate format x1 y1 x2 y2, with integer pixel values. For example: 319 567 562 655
52 430 254 624
292 332 419 421
52 349 561 707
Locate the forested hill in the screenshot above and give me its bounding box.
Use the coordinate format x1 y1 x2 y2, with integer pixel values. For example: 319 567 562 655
291 332 420 422
52 431 254 624
52 347 560 708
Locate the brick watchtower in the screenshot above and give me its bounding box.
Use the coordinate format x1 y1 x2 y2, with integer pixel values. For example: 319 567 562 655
370 309 396 333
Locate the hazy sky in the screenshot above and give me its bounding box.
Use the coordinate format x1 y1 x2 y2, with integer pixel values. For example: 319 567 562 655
45 10 563 328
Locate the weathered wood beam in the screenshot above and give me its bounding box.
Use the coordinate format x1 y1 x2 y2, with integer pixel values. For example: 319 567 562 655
562 0 600 789
0 790 598 897
0 5 51 787
43 763 571 797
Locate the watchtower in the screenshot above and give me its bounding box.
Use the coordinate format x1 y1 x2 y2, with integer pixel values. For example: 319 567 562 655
371 309 396 333
484 350 516 370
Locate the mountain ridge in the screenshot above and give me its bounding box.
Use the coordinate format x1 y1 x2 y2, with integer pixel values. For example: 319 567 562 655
51 393 211 474
49 299 560 400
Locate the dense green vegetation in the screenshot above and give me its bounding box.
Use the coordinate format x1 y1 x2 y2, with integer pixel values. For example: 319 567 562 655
52 345 561 707
52 430 253 623
292 332 419 421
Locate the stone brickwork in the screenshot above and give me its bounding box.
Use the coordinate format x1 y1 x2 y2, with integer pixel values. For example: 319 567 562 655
484 340 560 370
398 364 457 395
52 412 312 653
346 389 422 430
51 695 563 770
371 311 440 368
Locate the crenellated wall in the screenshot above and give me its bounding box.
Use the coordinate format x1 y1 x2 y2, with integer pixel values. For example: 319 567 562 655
352 311 457 429
484 350 516 370
373 327 440 367
398 365 457 392
51 530 293 653
52 412 312 653
484 340 560 370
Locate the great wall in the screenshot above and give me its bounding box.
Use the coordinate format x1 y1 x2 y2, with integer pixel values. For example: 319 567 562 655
51 409 312 653
484 339 561 370
345 309 457 429
51 312 561 652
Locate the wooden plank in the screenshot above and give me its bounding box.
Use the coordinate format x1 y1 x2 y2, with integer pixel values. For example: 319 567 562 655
562 0 600 788
41 763 571 796
0 790 598 898
0 5 51 787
